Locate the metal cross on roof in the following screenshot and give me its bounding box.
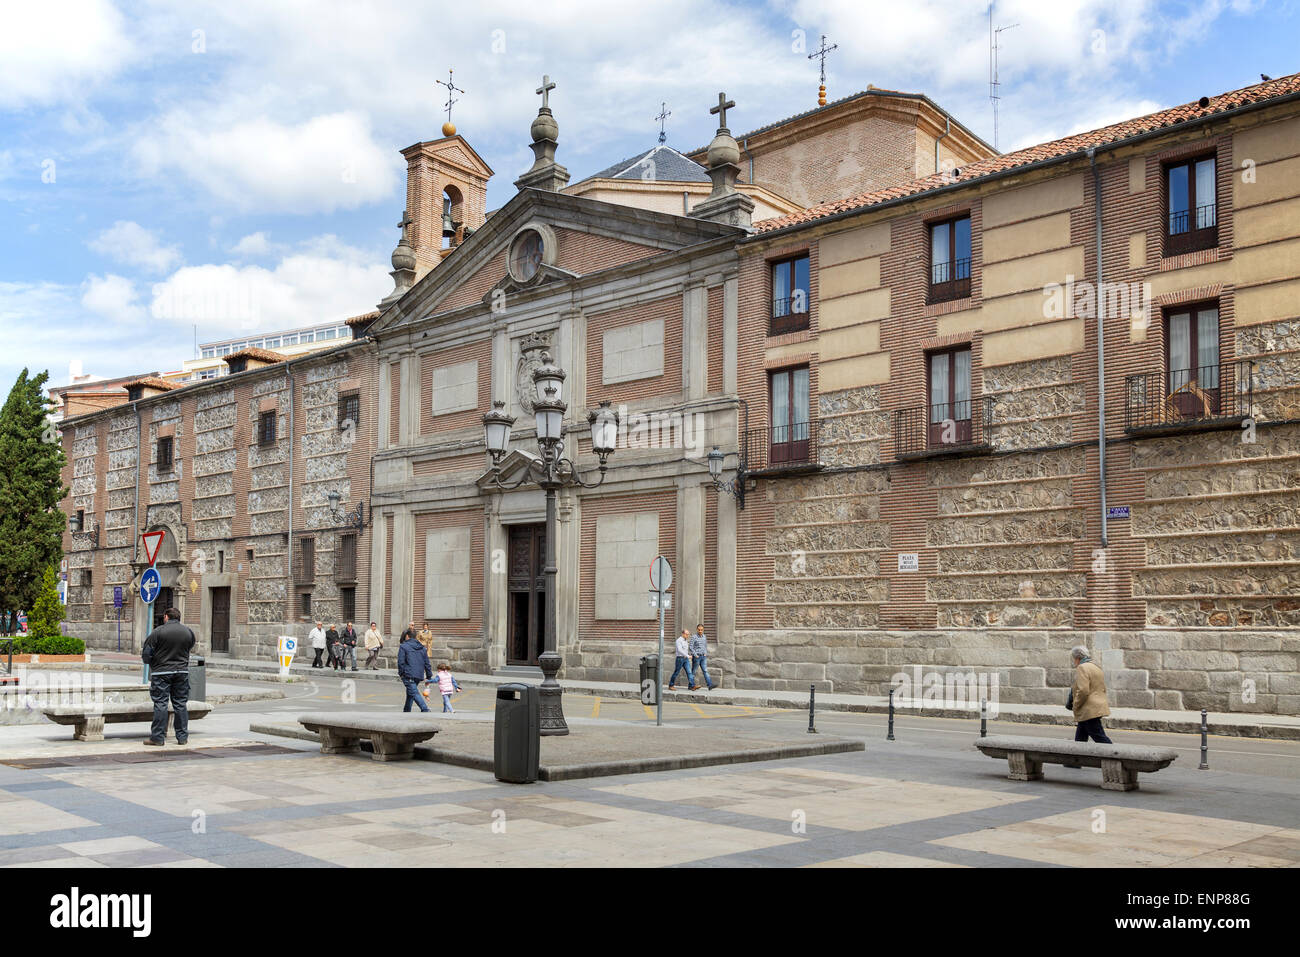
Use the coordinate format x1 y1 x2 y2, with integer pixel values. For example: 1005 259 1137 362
710 92 735 129
808 34 838 85
654 101 671 144
436 68 464 124
536 74 556 110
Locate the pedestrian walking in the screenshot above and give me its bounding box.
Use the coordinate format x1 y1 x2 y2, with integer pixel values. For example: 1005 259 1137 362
689 623 716 691
417 623 434 658
363 621 384 670
398 630 432 713
1069 645 1113 743
326 623 342 671
668 629 695 691
309 620 326 669
340 621 358 671
400 620 417 644
141 607 196 747
434 662 462 713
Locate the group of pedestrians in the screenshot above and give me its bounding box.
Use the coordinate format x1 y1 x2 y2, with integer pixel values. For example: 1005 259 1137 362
669 624 716 691
308 620 359 671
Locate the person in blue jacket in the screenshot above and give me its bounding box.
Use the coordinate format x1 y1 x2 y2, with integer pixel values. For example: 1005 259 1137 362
397 631 433 712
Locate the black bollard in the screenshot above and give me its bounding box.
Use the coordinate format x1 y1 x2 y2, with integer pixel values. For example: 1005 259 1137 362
807 684 817 734
980 698 987 738
1199 709 1209 770
887 687 896 741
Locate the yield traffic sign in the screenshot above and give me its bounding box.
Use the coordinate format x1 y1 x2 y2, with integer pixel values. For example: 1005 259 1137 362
141 530 165 566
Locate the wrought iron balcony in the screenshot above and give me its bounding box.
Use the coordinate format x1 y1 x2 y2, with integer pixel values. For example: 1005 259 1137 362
894 396 994 460
741 418 822 473
1124 360 1252 435
928 257 971 304
770 296 810 336
1165 203 1218 256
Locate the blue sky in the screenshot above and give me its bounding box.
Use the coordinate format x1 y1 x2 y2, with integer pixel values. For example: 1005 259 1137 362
1 0 1295 392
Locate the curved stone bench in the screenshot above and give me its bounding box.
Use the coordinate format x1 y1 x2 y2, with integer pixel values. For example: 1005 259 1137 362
975 735 1177 791
297 712 440 762
41 701 212 742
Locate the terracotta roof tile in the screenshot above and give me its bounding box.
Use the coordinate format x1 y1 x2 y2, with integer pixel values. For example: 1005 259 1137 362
223 347 286 365
753 72 1300 235
345 310 380 326
126 377 179 392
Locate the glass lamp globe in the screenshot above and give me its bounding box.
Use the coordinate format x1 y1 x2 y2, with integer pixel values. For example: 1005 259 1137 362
588 401 619 456
707 447 724 479
533 353 566 405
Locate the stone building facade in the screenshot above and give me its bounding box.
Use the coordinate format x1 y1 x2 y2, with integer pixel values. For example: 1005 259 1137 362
59 341 380 657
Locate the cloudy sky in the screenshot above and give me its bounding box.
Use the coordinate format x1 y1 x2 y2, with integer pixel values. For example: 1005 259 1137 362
1 0 1292 391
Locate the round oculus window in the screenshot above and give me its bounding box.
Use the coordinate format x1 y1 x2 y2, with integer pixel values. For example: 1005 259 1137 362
509 229 545 282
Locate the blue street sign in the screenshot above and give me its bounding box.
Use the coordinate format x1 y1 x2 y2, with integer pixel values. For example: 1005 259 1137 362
139 567 162 605
1106 506 1131 519
113 586 123 609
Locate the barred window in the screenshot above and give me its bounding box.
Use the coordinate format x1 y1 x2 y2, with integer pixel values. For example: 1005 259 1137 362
258 410 277 446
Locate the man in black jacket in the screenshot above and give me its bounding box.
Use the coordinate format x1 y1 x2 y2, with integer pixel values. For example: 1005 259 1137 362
397 632 432 713
340 621 358 672
141 607 196 746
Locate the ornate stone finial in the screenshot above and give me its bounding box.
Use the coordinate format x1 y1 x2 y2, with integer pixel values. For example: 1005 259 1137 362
383 209 418 305
692 91 754 229
515 74 570 192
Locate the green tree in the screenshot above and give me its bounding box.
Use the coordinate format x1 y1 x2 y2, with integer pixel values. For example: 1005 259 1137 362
0 369 68 625
28 564 64 640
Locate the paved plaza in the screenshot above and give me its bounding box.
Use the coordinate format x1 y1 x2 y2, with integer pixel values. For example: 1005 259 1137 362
1 673 1297 868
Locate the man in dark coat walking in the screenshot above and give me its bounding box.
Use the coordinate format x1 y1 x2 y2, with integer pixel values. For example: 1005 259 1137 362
141 607 196 746
397 631 432 713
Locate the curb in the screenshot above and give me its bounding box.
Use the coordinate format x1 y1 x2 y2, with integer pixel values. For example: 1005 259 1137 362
248 720 865 780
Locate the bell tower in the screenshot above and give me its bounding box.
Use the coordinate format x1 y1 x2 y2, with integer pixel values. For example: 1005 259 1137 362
399 136 493 280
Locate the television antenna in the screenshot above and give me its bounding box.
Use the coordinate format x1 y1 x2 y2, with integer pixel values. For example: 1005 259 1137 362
989 7 1018 151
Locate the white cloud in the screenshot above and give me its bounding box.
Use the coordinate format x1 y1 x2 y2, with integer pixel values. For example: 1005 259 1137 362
148 237 390 332
88 220 182 273
133 110 400 214
230 231 274 257
0 0 135 108
80 273 146 325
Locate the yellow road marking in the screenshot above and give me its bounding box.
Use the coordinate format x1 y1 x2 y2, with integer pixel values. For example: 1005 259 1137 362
642 703 656 720
591 696 601 718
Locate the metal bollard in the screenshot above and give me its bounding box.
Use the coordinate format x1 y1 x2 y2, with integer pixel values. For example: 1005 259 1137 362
1199 709 1209 770
807 684 817 734
980 698 988 738
887 687 896 741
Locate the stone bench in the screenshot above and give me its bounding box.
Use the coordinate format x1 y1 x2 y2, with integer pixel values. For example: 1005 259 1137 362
41 701 213 741
975 735 1178 791
297 712 440 762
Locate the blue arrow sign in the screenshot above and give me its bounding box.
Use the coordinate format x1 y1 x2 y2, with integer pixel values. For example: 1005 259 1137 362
139 567 162 605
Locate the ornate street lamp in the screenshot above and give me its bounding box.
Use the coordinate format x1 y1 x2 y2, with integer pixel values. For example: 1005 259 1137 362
481 349 618 736
326 490 367 531
707 445 746 509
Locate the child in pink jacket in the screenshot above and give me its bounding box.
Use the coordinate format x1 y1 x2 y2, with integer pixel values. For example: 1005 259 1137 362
435 663 462 713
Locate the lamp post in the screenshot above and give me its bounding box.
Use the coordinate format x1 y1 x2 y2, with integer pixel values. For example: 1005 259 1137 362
325 490 367 531
481 344 619 735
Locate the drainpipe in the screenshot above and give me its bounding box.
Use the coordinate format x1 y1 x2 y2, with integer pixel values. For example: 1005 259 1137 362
935 117 951 173
132 400 142 568
286 367 295 581
1088 147 1108 548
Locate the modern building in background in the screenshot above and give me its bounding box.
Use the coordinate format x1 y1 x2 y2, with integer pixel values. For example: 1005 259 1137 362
164 320 361 385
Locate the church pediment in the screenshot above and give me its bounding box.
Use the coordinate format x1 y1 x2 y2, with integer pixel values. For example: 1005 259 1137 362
371 189 744 335
475 448 544 490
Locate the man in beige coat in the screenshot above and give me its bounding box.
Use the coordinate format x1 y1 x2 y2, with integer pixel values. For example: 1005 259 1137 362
1070 645 1113 743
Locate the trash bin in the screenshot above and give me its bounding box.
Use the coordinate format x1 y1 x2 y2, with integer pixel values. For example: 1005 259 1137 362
188 656 207 703
494 683 540 783
640 654 660 706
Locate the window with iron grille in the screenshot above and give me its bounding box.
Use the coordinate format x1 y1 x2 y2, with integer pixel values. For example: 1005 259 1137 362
296 537 315 584
341 587 356 624
928 215 972 304
157 436 173 472
338 392 360 432
258 410 277 446
299 592 312 618
1164 153 1217 256
336 533 357 582
769 255 810 335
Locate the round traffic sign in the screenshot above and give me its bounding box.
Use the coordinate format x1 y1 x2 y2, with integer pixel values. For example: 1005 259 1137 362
649 555 672 592
139 567 162 605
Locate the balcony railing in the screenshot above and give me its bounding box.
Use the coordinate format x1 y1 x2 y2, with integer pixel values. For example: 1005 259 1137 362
894 396 994 460
770 296 810 336
1124 360 1252 435
928 257 971 303
741 418 822 473
1165 203 1218 255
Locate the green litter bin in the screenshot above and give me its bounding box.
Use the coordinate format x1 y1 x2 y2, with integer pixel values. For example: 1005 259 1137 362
494 683 540 783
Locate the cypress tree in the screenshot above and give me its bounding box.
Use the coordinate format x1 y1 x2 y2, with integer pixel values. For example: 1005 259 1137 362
0 369 69 623
28 564 65 641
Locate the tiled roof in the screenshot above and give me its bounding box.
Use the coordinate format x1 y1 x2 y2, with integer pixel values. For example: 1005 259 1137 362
580 145 711 184
345 310 380 327
753 71 1300 235
223 347 286 365
126 377 178 392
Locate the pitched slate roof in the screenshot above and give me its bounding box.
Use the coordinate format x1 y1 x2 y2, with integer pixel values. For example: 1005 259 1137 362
753 71 1300 235
581 145 711 184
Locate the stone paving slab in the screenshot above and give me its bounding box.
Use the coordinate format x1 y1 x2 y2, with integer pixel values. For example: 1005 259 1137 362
77 653 1300 740
251 716 864 780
